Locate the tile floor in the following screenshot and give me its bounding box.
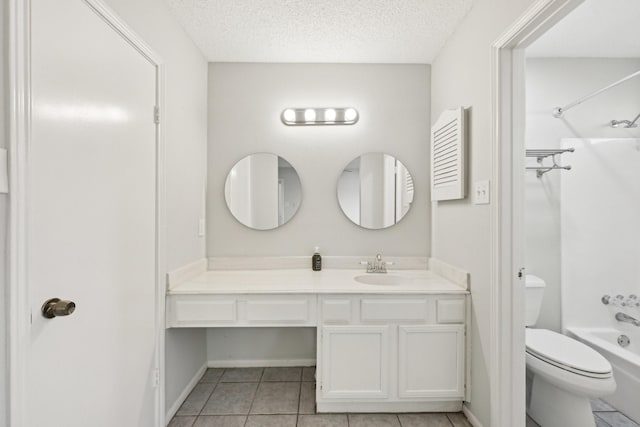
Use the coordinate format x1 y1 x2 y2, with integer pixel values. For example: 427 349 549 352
169 367 473 427
526 399 640 427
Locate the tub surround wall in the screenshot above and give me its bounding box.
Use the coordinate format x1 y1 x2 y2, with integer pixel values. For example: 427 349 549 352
100 0 209 417
430 0 540 424
207 63 431 257
561 138 640 330
525 58 640 333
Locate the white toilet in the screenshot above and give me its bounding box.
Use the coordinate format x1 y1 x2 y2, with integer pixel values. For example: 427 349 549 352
525 275 616 427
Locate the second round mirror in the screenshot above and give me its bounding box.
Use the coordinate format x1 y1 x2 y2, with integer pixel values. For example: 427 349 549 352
337 153 414 229
224 153 302 230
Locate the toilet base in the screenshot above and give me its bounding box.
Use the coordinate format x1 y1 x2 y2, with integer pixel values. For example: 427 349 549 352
528 374 596 427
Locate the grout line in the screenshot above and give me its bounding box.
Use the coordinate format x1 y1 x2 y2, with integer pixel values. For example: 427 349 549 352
395 414 401 426
593 413 613 427
445 413 456 427
197 372 222 417
295 380 302 427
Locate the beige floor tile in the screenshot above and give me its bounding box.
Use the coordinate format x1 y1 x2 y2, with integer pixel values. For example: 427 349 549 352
200 368 225 384
201 382 258 415
220 368 263 383
250 382 300 414
298 382 316 414
262 367 302 382
177 383 216 416
192 415 246 427
398 413 453 427
297 414 348 427
349 414 401 427
168 416 196 427
447 412 472 427
302 367 316 382
245 414 297 427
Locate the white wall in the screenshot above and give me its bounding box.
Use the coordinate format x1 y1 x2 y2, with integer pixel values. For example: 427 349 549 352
206 63 430 368
429 1 538 425
525 58 640 332
561 138 640 334
1 0 8 424
208 63 431 256
100 0 209 415
207 328 316 365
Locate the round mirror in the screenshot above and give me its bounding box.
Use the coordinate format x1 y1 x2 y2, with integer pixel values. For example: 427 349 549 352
224 153 302 230
337 153 414 229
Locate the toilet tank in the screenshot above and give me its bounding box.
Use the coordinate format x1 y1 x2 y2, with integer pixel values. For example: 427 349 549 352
525 275 546 326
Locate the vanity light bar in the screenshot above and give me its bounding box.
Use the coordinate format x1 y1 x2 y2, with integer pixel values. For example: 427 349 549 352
281 108 359 126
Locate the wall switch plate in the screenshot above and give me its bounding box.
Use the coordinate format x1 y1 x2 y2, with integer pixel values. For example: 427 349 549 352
198 219 206 237
474 180 490 205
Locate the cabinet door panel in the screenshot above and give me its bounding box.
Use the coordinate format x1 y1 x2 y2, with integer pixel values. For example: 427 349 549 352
398 325 465 398
321 326 390 399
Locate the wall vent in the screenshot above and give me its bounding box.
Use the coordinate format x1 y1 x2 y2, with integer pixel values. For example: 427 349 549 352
431 107 466 201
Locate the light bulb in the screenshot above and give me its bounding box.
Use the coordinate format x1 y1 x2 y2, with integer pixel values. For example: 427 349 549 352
304 109 316 122
283 109 296 122
324 108 336 121
344 108 357 122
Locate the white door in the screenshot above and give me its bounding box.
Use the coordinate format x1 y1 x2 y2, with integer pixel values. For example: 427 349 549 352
320 325 390 399
27 0 158 425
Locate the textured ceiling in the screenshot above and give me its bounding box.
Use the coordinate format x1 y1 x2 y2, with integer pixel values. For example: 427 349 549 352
164 0 473 63
527 0 640 58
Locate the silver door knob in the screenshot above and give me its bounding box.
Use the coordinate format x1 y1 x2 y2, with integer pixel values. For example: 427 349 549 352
41 298 76 318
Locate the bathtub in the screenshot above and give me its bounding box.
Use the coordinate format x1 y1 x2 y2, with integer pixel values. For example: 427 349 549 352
567 327 640 423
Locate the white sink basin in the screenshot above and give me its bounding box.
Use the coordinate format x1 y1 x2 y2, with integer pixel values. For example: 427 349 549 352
354 274 411 286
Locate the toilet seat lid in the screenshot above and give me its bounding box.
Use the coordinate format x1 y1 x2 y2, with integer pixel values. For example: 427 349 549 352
526 329 612 376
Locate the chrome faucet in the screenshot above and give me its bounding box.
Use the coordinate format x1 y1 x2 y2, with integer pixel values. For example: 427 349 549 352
615 312 640 327
361 254 393 273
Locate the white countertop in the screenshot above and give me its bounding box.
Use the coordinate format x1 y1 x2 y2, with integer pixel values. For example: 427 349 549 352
168 269 468 295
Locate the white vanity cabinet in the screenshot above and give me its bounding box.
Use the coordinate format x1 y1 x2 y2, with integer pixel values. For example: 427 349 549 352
165 268 469 413
316 295 467 413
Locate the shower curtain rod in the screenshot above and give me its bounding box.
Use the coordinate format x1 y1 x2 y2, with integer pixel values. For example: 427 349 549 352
553 69 640 118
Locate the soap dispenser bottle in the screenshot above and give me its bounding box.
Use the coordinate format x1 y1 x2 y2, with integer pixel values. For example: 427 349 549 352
312 247 322 271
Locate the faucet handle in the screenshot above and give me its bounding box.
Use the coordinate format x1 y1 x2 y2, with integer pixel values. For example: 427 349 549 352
603 295 626 306
626 295 639 307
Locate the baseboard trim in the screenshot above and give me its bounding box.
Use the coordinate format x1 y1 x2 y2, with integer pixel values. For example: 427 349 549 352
463 404 484 427
207 358 316 368
165 362 207 425
317 400 462 413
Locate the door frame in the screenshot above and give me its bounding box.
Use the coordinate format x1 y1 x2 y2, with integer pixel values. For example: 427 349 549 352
7 0 167 425
489 0 583 425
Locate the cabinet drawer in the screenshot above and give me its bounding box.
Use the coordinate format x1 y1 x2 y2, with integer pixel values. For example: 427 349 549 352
321 299 352 323
436 299 466 324
245 297 314 324
360 298 428 322
167 294 317 327
169 296 237 327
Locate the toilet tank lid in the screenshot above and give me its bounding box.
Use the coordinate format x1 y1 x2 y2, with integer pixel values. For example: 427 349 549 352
525 274 546 288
